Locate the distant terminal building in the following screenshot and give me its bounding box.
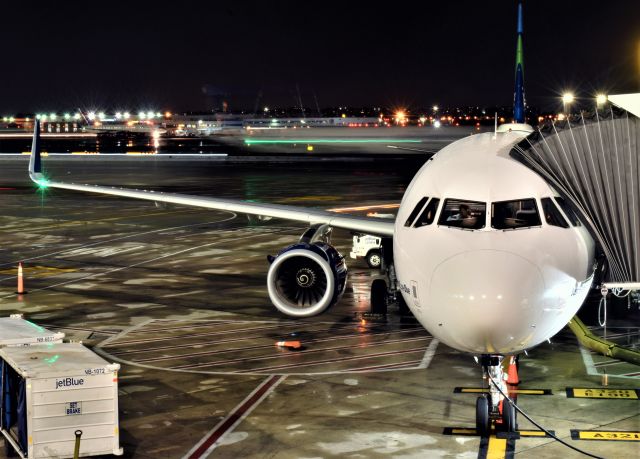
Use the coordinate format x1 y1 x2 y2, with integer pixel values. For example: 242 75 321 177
168 114 381 136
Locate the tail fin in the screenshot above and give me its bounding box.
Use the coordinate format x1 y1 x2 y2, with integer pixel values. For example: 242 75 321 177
513 1 525 123
28 119 45 184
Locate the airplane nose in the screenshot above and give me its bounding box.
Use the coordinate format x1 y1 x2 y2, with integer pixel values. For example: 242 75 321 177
429 249 545 353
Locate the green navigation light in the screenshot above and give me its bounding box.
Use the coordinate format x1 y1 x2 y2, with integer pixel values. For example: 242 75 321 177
244 139 422 145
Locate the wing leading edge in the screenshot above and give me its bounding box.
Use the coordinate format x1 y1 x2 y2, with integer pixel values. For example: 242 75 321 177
28 121 395 237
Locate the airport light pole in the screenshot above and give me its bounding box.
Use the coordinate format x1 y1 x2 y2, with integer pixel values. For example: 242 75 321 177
562 92 574 116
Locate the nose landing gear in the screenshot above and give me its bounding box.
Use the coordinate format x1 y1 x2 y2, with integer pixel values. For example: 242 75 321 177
475 355 517 436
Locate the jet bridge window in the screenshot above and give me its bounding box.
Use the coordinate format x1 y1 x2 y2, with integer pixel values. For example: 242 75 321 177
404 196 429 227
414 198 440 227
491 198 541 230
438 199 486 230
554 196 582 226
541 197 569 228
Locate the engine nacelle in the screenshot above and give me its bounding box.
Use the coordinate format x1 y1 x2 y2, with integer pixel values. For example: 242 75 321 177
267 242 347 317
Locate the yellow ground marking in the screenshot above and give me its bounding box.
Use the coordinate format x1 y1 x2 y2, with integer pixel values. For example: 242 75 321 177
450 428 477 435
576 431 640 441
572 388 638 399
458 388 547 395
487 436 507 459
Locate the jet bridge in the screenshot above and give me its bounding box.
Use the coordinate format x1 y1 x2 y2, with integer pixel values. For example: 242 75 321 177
510 97 640 365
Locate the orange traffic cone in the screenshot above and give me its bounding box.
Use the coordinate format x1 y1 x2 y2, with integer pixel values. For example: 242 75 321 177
275 340 301 349
16 262 27 295
507 355 519 385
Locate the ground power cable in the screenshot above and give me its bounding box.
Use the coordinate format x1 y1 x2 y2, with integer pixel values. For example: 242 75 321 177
487 374 604 459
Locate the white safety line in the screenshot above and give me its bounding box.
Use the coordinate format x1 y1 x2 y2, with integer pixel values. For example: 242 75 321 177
579 345 639 380
417 338 439 369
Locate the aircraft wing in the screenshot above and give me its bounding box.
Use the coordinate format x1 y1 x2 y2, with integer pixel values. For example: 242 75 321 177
28 121 395 237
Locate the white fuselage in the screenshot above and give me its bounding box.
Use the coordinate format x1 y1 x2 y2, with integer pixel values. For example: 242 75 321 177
394 131 595 354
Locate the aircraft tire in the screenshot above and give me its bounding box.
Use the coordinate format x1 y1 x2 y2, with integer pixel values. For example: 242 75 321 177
476 396 490 437
502 400 516 432
370 279 388 314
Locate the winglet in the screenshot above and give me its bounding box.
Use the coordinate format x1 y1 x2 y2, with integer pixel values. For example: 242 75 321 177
28 119 45 184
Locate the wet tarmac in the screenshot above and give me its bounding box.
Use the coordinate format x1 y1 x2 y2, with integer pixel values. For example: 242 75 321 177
0 157 637 458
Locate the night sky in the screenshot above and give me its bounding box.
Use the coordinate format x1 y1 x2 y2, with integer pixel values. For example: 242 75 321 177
1 1 638 113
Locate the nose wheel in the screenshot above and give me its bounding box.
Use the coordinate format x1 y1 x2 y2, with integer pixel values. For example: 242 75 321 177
475 395 490 437
475 355 517 436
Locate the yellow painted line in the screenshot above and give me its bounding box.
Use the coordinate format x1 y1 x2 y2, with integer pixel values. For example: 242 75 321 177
126 151 157 155
451 428 477 435
519 430 547 437
487 436 507 459
71 151 99 155
572 430 640 441
21 152 48 156
457 387 548 395
569 388 638 399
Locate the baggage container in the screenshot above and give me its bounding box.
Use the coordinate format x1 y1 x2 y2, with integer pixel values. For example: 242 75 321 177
0 343 123 458
0 315 64 347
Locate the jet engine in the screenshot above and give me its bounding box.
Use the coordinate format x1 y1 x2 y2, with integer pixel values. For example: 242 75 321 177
267 242 347 317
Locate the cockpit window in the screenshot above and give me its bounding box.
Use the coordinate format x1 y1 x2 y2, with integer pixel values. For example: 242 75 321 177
541 197 569 228
554 196 581 226
414 198 440 227
438 199 486 230
491 198 541 230
404 196 429 227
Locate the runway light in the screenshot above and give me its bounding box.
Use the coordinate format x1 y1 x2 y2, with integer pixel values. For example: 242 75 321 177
98 112 105 120
147 111 155 119
138 111 146 120
73 113 81 120
63 113 70 120
49 113 56 121
596 94 607 106
88 112 96 121
123 112 130 119
115 112 122 119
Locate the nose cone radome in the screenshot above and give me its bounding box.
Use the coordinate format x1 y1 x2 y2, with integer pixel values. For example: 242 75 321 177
428 250 545 354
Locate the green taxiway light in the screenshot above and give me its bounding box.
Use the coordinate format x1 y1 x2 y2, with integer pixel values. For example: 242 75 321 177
37 179 50 189
245 139 422 145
